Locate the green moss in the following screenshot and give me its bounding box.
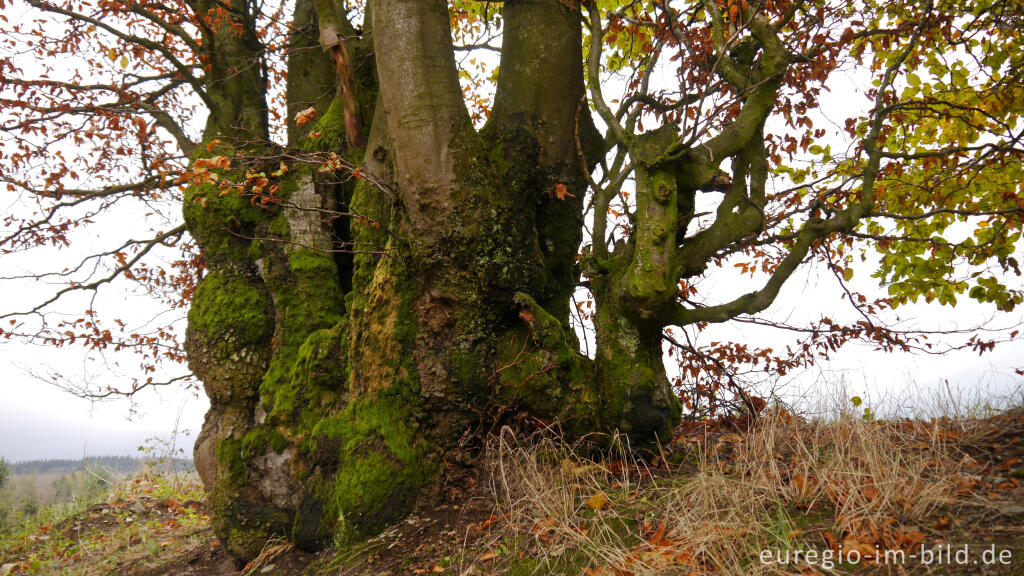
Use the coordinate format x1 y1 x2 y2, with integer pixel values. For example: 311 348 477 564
210 427 295 560
259 168 347 412
300 94 348 152
269 320 349 430
188 272 273 352
591 289 681 444
491 293 598 435
426 123 547 335
310 386 436 544
215 435 246 486
208 484 293 560
242 427 288 458
182 145 270 265
347 180 390 297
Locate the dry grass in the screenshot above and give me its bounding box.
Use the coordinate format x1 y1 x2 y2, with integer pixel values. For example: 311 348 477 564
243 537 294 575
490 406 974 575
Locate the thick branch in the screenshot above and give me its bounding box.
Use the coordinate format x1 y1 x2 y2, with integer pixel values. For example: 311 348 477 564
490 0 595 175
372 0 470 238
315 0 366 147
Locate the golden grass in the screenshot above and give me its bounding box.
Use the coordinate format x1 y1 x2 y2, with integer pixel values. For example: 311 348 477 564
489 406 974 575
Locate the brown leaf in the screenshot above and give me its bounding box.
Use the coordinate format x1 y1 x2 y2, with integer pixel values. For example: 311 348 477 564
478 549 501 562
646 518 667 546
862 485 879 502
999 457 1021 470
295 106 317 127
551 183 575 201
900 530 926 546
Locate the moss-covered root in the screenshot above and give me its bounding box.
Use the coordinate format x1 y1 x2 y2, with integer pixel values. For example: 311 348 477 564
490 293 599 435
313 390 437 545
327 241 439 545
592 301 680 445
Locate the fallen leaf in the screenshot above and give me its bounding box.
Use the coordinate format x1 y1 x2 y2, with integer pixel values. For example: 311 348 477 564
646 519 668 546
999 457 1021 470
479 549 501 562
900 530 926 546
862 485 879 502
587 491 610 511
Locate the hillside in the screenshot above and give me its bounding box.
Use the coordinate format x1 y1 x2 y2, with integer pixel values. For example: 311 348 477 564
9 457 192 477
0 406 1022 575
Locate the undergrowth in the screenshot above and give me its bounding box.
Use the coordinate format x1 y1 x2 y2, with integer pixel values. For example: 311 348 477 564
0 471 210 575
485 403 1017 575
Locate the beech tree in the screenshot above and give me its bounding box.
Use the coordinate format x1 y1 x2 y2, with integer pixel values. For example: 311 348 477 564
2 0 1023 560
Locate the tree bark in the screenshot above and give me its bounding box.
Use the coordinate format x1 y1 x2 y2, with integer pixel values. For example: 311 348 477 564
185 0 672 560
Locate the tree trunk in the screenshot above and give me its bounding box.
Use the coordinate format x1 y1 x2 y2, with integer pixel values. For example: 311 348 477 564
184 0 679 560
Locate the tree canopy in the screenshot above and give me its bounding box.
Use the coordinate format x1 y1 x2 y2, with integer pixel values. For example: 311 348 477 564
1 0 1022 559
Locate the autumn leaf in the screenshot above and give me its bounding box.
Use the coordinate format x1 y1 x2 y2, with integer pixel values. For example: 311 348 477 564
899 530 926 547
999 457 1021 470
478 549 501 561
295 106 317 127
587 491 610 511
551 183 575 201
861 484 879 502
270 162 288 178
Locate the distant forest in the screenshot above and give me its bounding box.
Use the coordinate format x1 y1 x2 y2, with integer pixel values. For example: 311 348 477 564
10 456 193 476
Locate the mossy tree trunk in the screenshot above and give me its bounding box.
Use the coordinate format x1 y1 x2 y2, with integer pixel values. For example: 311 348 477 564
184 0 682 561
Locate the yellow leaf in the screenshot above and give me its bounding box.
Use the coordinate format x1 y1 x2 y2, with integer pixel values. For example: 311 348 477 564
587 491 609 511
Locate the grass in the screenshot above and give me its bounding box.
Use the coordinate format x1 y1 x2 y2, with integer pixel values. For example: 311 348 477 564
0 471 212 576
484 400 1018 576
1 393 1022 576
